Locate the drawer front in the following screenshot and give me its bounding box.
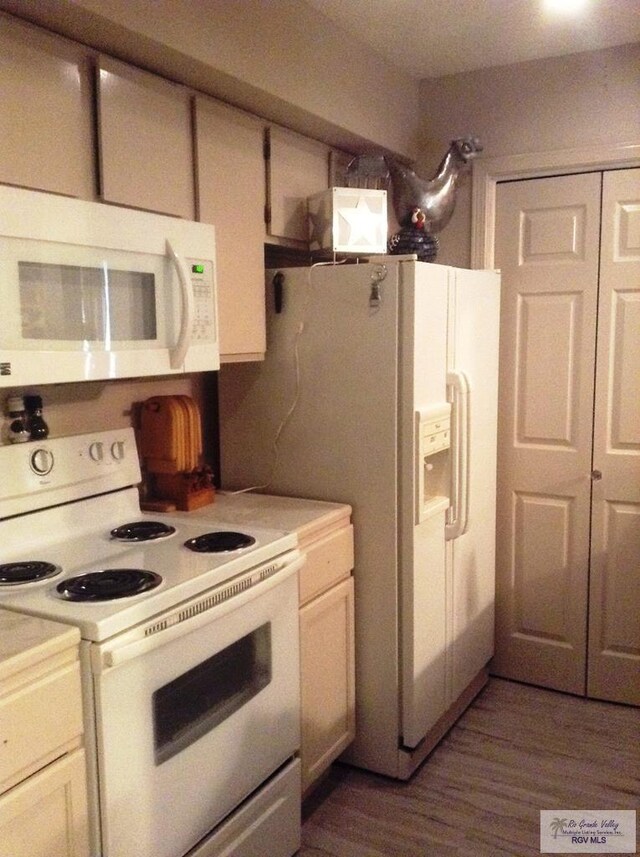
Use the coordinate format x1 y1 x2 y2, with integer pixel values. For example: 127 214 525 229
299 524 354 606
185 759 301 857
0 661 83 793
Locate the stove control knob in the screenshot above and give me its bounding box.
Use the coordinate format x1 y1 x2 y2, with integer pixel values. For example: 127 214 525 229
30 447 54 476
89 442 104 462
111 440 125 461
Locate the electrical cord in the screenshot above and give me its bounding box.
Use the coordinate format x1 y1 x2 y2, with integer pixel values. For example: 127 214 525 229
230 258 349 495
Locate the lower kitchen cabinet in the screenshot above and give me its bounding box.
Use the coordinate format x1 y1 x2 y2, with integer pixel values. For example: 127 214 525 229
211 493 356 794
0 611 89 857
0 748 89 857
299 575 355 792
297 514 355 793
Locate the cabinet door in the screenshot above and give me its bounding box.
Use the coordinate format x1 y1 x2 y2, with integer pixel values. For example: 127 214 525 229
195 97 266 361
493 173 601 694
267 126 329 241
0 14 94 198
0 658 83 794
97 56 194 218
0 748 89 857
588 168 640 705
299 577 355 792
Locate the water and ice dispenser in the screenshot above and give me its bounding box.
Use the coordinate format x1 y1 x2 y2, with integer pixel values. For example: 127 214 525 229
415 404 451 523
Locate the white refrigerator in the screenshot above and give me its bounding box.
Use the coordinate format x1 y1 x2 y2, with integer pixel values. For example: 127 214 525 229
218 258 500 778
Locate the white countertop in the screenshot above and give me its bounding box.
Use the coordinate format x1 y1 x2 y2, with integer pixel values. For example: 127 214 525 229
0 610 79 683
210 492 352 540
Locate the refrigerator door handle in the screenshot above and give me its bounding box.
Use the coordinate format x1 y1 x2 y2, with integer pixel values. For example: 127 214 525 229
445 370 470 541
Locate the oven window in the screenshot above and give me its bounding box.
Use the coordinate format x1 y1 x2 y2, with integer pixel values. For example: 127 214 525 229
153 623 272 765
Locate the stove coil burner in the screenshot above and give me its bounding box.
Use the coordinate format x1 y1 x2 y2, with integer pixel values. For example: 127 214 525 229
110 521 176 542
184 531 256 553
56 569 162 601
0 561 60 585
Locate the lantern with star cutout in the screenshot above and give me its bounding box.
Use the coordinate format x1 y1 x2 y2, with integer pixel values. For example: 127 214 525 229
308 187 387 254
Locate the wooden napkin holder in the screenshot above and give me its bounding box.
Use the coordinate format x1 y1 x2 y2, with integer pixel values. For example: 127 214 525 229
138 395 215 512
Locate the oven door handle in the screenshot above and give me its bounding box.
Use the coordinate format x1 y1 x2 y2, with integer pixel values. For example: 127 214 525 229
91 551 305 673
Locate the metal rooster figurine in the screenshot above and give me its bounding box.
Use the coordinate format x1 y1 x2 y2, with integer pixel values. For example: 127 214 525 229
386 137 483 232
387 136 482 261
346 136 483 261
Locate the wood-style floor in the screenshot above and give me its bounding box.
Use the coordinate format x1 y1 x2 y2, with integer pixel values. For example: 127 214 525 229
300 678 639 856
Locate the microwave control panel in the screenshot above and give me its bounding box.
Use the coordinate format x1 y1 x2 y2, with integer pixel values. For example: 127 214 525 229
188 259 216 342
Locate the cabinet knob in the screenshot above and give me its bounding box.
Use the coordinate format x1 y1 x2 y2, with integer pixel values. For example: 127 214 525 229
591 470 602 481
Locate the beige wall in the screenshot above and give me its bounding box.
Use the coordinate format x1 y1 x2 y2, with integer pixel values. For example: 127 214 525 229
1 375 217 452
0 0 421 159
417 42 640 267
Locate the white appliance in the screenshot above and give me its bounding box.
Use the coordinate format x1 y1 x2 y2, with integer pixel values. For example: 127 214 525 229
0 185 219 386
219 258 500 778
0 429 302 857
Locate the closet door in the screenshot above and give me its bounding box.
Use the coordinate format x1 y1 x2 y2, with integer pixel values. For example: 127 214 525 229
588 168 640 705
492 173 601 694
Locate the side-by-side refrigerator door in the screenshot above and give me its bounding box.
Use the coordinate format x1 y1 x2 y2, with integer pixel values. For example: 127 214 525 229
446 267 501 703
400 262 450 749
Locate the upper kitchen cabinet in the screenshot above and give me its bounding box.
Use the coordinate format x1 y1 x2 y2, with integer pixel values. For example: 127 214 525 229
0 14 94 199
194 97 266 361
266 126 331 242
96 57 195 219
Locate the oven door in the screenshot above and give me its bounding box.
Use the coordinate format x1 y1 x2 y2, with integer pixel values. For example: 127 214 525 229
83 556 302 857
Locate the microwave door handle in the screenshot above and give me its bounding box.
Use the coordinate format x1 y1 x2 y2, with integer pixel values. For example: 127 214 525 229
166 239 194 370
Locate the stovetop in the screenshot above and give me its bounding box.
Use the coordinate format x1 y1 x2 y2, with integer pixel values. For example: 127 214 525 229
0 488 296 641
0 430 296 642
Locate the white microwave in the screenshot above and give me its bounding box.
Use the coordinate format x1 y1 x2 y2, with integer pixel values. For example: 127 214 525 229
0 185 219 386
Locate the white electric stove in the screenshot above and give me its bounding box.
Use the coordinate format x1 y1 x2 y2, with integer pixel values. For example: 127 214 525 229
0 428 302 857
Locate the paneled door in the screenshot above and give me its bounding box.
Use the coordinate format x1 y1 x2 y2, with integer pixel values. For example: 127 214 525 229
492 169 640 704
492 173 600 695
588 168 640 704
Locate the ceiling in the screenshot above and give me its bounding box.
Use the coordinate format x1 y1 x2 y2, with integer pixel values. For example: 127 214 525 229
303 0 640 79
